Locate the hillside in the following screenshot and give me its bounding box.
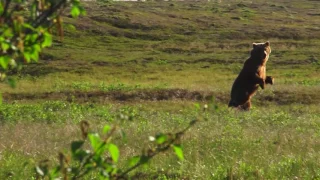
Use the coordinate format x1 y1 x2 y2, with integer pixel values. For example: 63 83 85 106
1 0 319 103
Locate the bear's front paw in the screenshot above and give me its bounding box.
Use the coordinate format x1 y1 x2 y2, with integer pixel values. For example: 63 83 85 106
266 76 274 85
259 79 265 89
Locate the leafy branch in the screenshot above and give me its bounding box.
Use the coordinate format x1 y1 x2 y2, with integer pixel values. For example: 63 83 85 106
35 119 199 179
0 0 85 86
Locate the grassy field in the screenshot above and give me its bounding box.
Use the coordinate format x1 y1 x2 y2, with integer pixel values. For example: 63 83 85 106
1 0 320 179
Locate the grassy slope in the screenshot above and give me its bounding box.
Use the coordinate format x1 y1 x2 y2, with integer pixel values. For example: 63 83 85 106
1 0 320 95
0 0 320 179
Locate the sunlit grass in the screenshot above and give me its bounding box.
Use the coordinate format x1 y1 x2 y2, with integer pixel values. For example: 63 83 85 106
1 102 320 178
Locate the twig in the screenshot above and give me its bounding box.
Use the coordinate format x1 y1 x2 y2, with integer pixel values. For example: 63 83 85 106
32 0 66 28
117 120 196 179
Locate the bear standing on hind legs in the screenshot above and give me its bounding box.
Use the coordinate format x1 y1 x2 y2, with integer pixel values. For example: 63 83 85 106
228 41 274 110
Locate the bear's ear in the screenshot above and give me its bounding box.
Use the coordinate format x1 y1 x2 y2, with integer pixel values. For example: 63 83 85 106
252 43 257 48
265 41 270 46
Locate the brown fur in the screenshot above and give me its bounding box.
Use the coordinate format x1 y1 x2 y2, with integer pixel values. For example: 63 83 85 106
228 41 274 110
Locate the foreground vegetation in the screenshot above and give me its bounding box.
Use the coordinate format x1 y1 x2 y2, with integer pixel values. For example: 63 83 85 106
0 0 320 179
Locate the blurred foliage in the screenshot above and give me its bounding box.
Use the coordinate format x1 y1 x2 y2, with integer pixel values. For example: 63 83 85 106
0 0 85 86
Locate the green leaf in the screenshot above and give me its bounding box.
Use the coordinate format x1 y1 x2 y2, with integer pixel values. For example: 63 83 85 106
30 51 39 62
108 143 119 163
41 32 52 48
73 149 89 161
31 34 39 42
49 167 60 179
155 133 168 144
71 141 84 153
25 34 38 42
1 42 10 52
0 56 11 69
3 28 13 38
24 44 40 62
33 44 41 53
102 125 111 134
23 23 36 31
0 93 2 105
173 144 184 160
88 133 102 151
128 156 140 167
95 143 108 157
23 51 31 63
71 5 81 18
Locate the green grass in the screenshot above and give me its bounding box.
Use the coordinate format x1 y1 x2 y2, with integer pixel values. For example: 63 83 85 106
1 102 320 179
1 0 320 179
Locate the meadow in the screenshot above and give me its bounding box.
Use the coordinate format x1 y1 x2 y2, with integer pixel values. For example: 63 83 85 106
0 0 320 179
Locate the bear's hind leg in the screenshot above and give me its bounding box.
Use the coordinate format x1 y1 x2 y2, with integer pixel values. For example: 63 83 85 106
228 100 239 108
240 101 251 111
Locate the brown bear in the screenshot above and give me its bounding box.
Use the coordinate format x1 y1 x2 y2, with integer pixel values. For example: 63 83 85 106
228 41 274 110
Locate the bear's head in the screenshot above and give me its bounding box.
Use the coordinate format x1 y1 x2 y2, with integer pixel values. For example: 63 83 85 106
250 41 271 64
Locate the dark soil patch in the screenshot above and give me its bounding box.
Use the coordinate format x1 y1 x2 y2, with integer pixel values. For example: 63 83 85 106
19 64 68 77
259 91 320 105
3 89 220 103
271 59 315 65
139 58 240 66
40 53 57 61
131 172 189 180
3 89 319 105
91 61 112 66
176 58 238 65
91 61 125 67
307 13 320 16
